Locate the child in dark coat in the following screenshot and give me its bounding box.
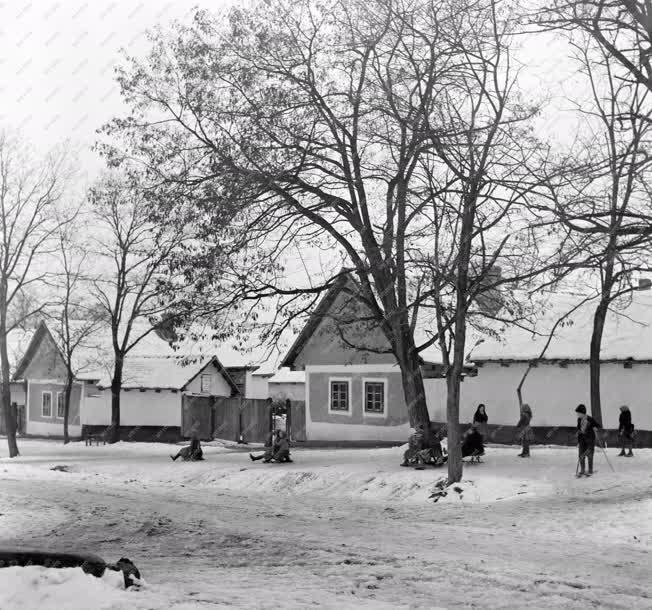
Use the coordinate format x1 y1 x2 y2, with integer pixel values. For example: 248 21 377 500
618 405 635 457
461 422 485 458
401 424 426 467
170 436 204 461
575 404 602 476
270 430 292 462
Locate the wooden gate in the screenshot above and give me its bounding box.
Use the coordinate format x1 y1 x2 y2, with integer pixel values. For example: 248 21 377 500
181 395 215 440
0 403 24 436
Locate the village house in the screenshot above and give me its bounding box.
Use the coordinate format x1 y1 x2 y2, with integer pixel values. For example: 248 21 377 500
10 321 100 438
0 327 37 436
280 274 456 442
83 354 240 442
450 294 652 440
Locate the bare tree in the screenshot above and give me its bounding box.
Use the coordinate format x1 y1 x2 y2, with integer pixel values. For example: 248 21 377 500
540 0 652 100
88 173 191 444
538 36 652 424
48 219 105 444
0 131 72 457
99 0 553 481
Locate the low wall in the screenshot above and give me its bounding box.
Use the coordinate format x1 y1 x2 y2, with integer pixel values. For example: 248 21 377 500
431 422 652 448
81 425 182 443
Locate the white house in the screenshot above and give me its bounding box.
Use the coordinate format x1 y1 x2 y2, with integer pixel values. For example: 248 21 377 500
83 354 240 441
441 293 652 435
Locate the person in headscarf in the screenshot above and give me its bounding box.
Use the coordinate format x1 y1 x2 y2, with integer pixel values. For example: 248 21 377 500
414 423 448 468
618 405 635 457
516 404 533 457
473 404 489 440
575 404 602 476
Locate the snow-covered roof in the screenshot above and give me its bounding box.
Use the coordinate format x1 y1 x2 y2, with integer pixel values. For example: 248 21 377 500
268 368 305 384
96 355 238 392
472 292 652 362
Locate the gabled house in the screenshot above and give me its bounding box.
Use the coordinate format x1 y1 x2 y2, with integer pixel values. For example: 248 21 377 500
11 321 101 438
0 327 37 435
280 273 456 442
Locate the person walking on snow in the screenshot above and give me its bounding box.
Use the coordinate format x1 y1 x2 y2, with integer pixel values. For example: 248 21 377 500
575 404 603 476
473 404 489 440
618 405 635 457
516 404 533 457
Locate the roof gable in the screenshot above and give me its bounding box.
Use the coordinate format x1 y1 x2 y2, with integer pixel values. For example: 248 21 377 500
280 273 397 369
13 321 66 381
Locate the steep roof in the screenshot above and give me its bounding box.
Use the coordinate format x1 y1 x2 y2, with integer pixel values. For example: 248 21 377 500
96 355 240 393
280 272 447 369
472 292 652 362
5 327 35 379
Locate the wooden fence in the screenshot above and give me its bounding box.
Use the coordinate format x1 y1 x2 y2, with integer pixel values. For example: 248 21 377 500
181 395 307 443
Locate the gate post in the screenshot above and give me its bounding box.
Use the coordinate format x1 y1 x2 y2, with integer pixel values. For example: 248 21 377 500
285 398 292 440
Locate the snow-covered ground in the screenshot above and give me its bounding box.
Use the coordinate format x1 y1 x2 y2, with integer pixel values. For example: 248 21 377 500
1 439 651 609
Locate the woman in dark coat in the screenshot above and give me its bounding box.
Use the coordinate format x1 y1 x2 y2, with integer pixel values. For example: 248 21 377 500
473 404 489 439
461 422 485 458
618 405 635 457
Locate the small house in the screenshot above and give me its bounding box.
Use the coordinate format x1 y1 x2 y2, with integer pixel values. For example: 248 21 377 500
280 274 454 442
83 355 240 442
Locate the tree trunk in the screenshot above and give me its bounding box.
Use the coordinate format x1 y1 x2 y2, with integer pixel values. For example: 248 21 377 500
394 330 430 428
0 318 19 457
109 357 124 444
589 299 609 426
63 370 74 445
446 331 467 483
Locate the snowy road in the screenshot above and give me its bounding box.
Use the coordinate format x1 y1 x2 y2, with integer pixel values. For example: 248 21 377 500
1 441 652 609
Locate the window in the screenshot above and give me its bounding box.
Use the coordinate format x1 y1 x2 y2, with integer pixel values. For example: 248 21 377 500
56 392 65 419
363 379 386 416
41 392 52 418
329 379 350 413
200 374 212 394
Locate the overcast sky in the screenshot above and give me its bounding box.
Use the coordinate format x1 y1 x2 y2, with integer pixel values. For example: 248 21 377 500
0 0 230 187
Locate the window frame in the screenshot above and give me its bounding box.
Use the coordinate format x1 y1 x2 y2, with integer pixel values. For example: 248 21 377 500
362 377 388 417
55 391 65 419
41 391 53 418
200 374 212 394
328 377 352 415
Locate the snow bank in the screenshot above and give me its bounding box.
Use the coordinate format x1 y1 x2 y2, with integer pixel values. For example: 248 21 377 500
0 566 132 610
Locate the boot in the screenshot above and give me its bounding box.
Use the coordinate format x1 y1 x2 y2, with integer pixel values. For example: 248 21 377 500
627 449 634 457
618 449 626 457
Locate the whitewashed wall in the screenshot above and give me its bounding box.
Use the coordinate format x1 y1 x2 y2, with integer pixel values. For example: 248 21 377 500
25 421 82 437
424 362 652 430
83 389 181 427
246 371 269 399
184 365 232 396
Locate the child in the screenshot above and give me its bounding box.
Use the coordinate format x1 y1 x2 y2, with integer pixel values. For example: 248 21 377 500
270 430 292 463
618 405 635 457
516 404 533 457
170 436 204 461
250 431 277 462
401 424 426 467
575 404 602 476
461 422 485 459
